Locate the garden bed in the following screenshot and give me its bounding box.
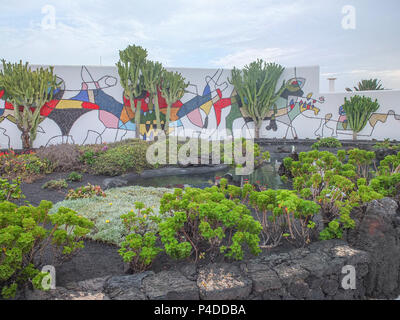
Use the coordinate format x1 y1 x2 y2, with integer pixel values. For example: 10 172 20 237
3 138 400 300
21 197 400 300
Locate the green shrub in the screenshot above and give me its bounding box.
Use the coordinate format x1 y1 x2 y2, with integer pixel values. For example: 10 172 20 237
41 179 68 190
91 142 152 176
283 150 383 240
65 183 106 200
0 178 25 201
35 144 82 172
67 172 83 182
249 189 320 247
158 187 262 261
79 147 101 166
373 139 400 151
376 151 400 175
118 202 163 272
370 173 400 197
311 137 342 150
347 148 375 180
0 200 93 298
369 152 400 197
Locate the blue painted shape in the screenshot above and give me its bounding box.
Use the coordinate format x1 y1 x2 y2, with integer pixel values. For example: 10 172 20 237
71 90 89 102
202 84 211 96
93 89 124 118
177 92 212 118
170 119 183 127
126 121 136 131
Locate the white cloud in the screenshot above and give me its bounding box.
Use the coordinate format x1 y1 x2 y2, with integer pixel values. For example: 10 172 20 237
0 0 310 67
211 47 300 68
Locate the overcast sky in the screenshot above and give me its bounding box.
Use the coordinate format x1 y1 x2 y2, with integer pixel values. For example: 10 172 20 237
0 0 399 92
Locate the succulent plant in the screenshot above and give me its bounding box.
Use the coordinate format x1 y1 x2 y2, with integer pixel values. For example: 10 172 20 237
0 60 61 149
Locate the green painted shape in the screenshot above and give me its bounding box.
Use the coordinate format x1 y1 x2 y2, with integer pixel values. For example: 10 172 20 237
226 102 243 132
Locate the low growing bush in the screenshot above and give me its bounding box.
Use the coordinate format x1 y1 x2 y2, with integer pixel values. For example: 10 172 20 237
370 151 400 197
0 150 52 183
119 202 163 272
283 150 383 240
50 186 170 245
67 172 83 182
311 137 342 150
0 200 93 298
249 189 320 247
90 142 152 176
0 178 25 201
41 179 68 190
35 144 82 172
373 138 400 151
158 187 262 262
65 183 106 200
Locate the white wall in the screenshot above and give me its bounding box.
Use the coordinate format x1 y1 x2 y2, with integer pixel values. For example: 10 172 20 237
0 64 399 149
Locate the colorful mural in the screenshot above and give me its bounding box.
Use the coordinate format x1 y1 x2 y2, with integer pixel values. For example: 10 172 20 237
0 65 400 149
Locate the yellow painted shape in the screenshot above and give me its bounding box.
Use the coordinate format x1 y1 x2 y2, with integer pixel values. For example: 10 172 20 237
369 113 388 127
56 100 83 109
200 100 213 115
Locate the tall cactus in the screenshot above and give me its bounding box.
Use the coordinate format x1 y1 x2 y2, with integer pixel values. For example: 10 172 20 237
116 45 147 139
142 60 165 132
343 95 380 140
229 59 287 139
160 70 188 135
0 60 60 149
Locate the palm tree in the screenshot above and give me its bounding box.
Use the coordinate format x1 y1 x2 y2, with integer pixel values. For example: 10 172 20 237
345 79 385 92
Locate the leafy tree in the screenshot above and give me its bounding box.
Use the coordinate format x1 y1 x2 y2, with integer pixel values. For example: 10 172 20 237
116 45 147 139
0 60 60 149
229 59 287 139
142 60 165 133
160 70 188 135
342 95 380 140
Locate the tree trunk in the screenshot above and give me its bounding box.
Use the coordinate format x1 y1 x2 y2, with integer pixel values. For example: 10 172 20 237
154 93 161 132
254 122 261 139
352 131 357 140
21 130 31 150
165 103 172 136
135 100 142 139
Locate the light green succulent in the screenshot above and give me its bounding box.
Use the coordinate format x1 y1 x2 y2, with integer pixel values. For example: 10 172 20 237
50 186 172 245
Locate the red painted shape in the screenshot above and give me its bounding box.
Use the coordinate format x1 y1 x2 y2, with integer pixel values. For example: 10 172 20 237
123 92 150 112
214 98 231 126
124 90 182 113
40 100 59 116
0 90 4 99
3 99 60 117
82 102 100 110
216 89 222 99
156 90 183 109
